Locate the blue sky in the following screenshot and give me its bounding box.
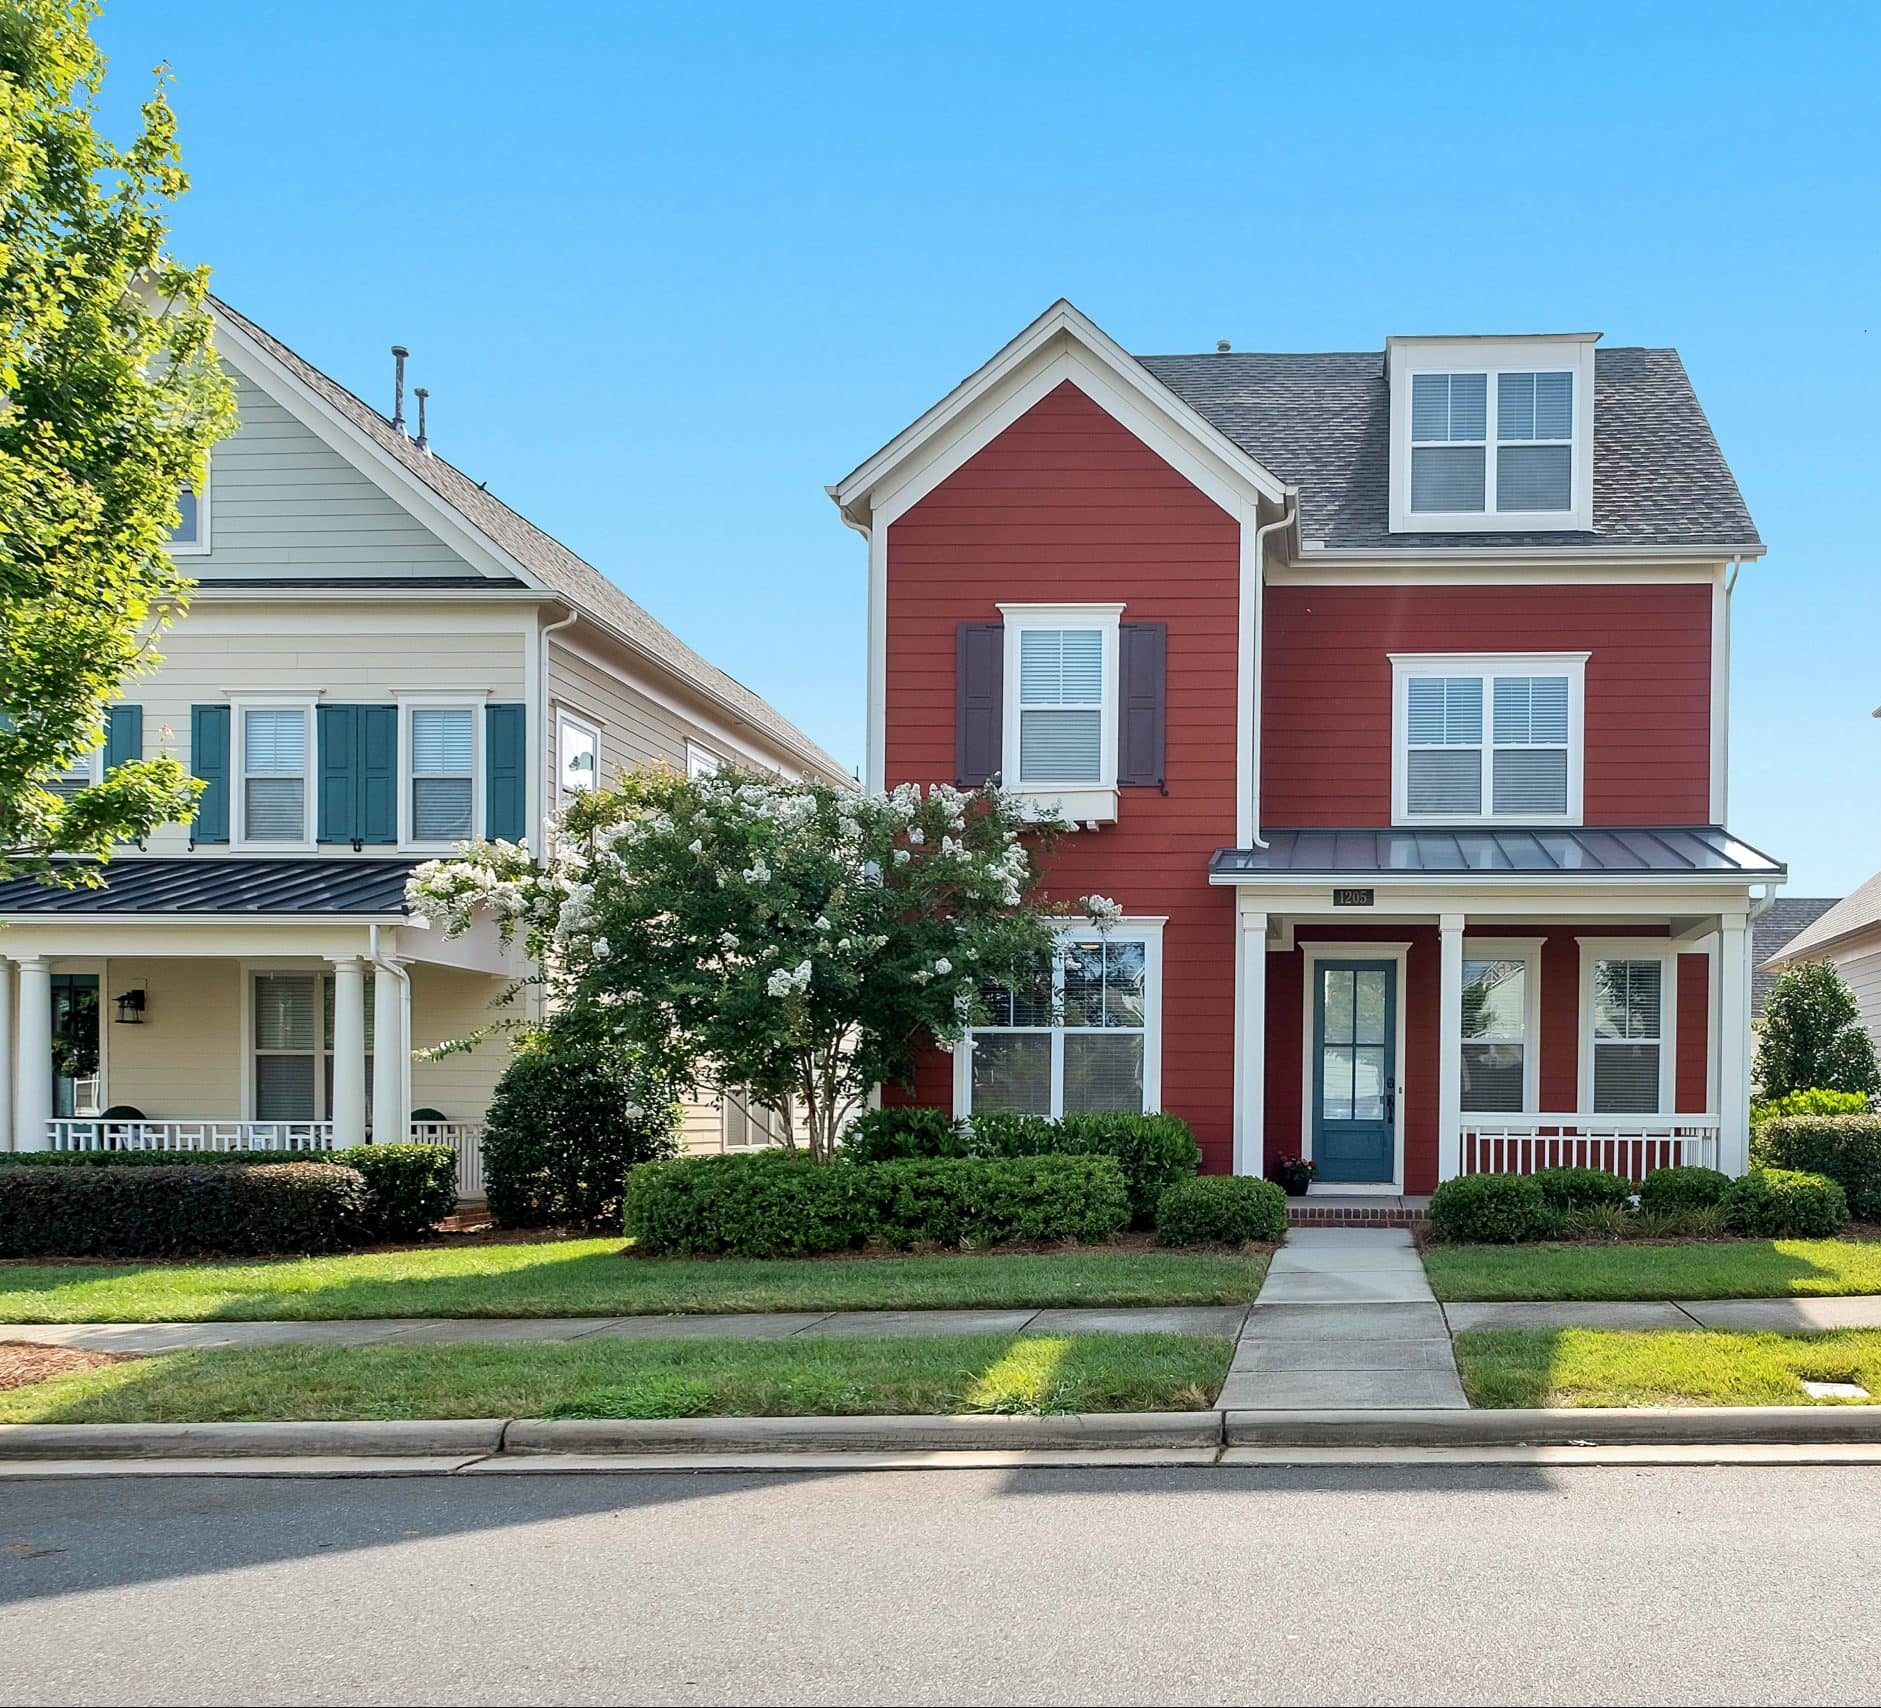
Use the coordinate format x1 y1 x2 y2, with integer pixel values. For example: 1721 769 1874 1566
96 0 1878 894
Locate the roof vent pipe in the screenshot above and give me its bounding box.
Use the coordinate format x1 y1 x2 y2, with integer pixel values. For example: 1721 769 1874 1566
414 386 430 454
1216 339 1231 353
390 345 410 433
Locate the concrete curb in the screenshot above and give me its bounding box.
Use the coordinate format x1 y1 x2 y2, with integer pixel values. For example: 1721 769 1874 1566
504 1411 1224 1454
1224 1406 1881 1447
0 1419 509 1460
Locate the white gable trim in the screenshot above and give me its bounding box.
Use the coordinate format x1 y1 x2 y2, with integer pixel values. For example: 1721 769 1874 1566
830 299 1289 527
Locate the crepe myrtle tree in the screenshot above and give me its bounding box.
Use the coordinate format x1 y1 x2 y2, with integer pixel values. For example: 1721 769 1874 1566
409 768 1115 1162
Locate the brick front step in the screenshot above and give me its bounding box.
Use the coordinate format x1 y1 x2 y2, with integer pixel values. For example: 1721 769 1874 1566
1286 1196 1431 1229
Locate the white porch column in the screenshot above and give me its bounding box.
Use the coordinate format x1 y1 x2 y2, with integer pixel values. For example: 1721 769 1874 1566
1436 913 1465 1182
329 957 368 1147
372 959 409 1141
1717 915 1753 1176
14 956 53 1152
1235 909 1269 1177
0 957 14 1152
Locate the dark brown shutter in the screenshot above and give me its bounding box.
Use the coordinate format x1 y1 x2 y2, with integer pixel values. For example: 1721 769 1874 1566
1118 621 1166 788
955 621 1004 786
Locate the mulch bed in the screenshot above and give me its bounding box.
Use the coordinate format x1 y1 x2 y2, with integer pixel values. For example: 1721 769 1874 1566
0 1341 138 1392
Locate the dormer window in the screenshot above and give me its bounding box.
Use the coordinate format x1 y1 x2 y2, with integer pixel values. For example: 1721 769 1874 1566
1389 336 1595 533
167 479 209 555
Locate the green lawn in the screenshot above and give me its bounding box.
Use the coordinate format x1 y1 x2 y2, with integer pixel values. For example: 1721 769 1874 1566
1421 1238 1881 1302
1454 1326 1881 1409
0 1239 1268 1324
0 1331 1233 1423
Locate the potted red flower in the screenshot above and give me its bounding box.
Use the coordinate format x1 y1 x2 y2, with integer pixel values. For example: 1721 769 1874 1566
1270 1153 1316 1197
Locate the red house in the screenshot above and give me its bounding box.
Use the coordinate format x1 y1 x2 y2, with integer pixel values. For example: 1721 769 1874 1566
830 303 1782 1200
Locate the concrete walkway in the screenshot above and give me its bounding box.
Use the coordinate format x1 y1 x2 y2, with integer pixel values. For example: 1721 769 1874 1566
1444 1296 1881 1334
1219 1227 1469 1410
0 1303 1251 1355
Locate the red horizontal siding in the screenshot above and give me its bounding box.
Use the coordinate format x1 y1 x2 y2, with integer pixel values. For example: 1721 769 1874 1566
1263 584 1713 825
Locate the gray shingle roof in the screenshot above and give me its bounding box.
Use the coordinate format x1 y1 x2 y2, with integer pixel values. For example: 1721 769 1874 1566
0 859 419 916
1754 895 1842 1011
1139 347 1761 552
210 298 849 781
1211 825 1786 881
1764 872 1881 968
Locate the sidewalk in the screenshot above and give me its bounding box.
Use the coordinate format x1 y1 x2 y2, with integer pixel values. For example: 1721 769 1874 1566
1444 1296 1881 1333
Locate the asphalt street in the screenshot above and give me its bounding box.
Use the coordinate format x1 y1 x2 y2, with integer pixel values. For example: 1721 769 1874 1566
0 1464 1867 1705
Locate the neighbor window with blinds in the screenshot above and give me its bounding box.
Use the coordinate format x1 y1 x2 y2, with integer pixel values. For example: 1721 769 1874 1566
251 973 374 1125
406 706 476 844
1589 957 1667 1114
1393 655 1585 824
1459 950 1537 1114
1016 627 1105 785
1409 369 1573 516
239 705 311 843
962 931 1160 1119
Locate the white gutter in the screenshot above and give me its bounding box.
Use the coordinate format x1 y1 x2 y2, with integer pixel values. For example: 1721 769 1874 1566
535 605 579 842
1243 496 1299 850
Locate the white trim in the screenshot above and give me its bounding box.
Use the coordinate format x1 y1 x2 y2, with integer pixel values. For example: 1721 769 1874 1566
861 517 886 792
1389 651 1589 826
397 696 483 854
554 705 603 807
1298 941 1410 1190
1387 337 1597 534
1459 935 1545 1117
1710 573 1730 824
997 602 1123 820
685 739 724 781
164 471 211 557
952 916 1165 1120
1269 558 1736 584
48 744 103 793
1576 938 1680 1116
1233 906 1269 1178
230 697 317 852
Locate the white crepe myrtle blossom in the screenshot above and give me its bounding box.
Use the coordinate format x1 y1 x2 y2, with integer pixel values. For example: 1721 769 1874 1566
1083 894 1125 932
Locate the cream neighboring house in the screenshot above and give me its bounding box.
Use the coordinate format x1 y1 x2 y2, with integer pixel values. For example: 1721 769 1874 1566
1764 870 1881 1048
0 299 849 1191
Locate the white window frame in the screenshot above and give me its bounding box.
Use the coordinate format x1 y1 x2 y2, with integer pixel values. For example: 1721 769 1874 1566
398 696 483 853
46 744 103 796
1387 336 1596 533
996 601 1124 824
555 706 603 808
686 740 723 781
1389 652 1588 826
241 966 374 1124
954 916 1165 1119
231 697 316 851
165 471 211 557
1576 939 1680 1117
1459 936 1543 1116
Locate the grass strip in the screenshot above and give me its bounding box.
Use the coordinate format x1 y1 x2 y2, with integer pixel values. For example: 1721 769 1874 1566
1421 1238 1881 1303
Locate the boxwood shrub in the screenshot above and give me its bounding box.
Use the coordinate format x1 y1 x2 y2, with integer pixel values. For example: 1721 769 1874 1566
1155 1176 1287 1246
841 1105 970 1162
0 1162 371 1259
1720 1167 1849 1238
1529 1166 1633 1211
1637 1164 1731 1217
622 1152 1130 1258
1753 1115 1881 1222
1428 1173 1553 1243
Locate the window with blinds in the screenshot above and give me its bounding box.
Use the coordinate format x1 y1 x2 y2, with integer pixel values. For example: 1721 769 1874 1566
1400 664 1575 821
252 973 374 1123
1017 628 1104 785
1410 368 1573 515
242 707 309 842
967 936 1151 1118
1591 958 1664 1114
1497 372 1573 511
1460 955 1531 1113
410 707 475 842
1410 373 1487 513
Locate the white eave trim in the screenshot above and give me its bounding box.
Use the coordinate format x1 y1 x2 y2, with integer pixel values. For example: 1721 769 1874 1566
1293 542 1767 565
1207 868 1784 889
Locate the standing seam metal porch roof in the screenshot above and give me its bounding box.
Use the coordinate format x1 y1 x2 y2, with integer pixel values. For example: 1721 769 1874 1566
1210 826 1786 881
0 859 423 916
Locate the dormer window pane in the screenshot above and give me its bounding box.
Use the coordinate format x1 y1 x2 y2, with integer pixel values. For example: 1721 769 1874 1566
1409 373 1487 513
1495 371 1573 511
171 487 200 545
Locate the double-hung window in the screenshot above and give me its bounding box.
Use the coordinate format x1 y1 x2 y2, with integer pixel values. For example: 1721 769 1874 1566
997 602 1123 816
1587 955 1668 1115
1393 654 1585 824
1496 372 1574 512
1410 373 1488 513
1459 943 1540 1114
686 741 723 781
407 706 476 844
557 709 600 806
167 480 208 553
239 705 311 844
252 972 374 1124
959 924 1163 1118
45 747 101 799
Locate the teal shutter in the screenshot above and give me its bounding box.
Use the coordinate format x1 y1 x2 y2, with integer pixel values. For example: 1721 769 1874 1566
103 705 142 773
358 705 398 845
485 703 526 842
317 705 358 843
189 705 230 843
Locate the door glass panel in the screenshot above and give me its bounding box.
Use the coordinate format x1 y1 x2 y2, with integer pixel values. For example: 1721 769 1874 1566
1352 1046 1387 1120
1353 971 1388 1045
1321 1045 1355 1121
1322 968 1353 1045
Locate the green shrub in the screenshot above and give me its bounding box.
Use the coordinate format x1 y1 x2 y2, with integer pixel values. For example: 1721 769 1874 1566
1561 1200 1636 1241
1429 1173 1553 1243
1530 1166 1632 1211
961 1110 1056 1153
0 1148 302 1168
0 1163 370 1259
483 1027 680 1230
1750 1088 1870 1128
1638 1164 1732 1217
622 1152 1129 1258
1155 1176 1287 1246
1753 1115 1881 1222
1052 1113 1202 1227
1756 964 1881 1100
1720 1167 1849 1238
330 1144 457 1240
840 1105 968 1162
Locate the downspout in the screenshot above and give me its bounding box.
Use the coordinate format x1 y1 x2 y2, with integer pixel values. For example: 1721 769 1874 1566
536 605 579 1030
368 923 411 1142
1244 494 1299 850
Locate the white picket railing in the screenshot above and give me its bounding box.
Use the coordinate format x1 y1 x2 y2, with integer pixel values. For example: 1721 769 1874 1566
43 1118 487 1198
1459 1113 1720 1181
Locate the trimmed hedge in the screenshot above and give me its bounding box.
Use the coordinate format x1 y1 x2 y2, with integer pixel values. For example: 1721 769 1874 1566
1155 1176 1287 1247
1720 1167 1849 1238
1530 1166 1632 1211
839 1108 1199 1227
0 1163 371 1259
1754 1115 1881 1222
1428 1173 1552 1243
1637 1164 1731 1217
1750 1088 1869 1128
623 1152 1131 1258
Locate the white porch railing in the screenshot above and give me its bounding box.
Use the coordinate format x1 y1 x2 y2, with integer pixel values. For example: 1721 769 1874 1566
1459 1113 1720 1181
44 1118 488 1199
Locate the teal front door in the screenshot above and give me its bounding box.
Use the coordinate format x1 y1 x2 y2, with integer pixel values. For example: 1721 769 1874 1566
1312 960 1397 1185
